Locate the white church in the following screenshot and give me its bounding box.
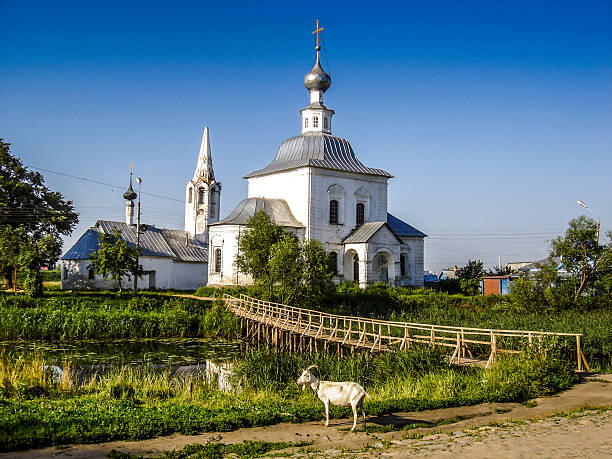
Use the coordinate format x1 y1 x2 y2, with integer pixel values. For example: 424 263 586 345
61 29 426 290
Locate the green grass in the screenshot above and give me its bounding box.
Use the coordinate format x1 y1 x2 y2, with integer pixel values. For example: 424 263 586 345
0 345 577 452
0 293 238 340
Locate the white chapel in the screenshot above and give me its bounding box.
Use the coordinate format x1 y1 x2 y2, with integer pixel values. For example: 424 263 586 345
205 29 426 288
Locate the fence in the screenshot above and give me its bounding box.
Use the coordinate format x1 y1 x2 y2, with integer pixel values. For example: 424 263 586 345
223 294 590 371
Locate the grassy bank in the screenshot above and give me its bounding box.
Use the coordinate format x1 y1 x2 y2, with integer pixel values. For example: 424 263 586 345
0 345 576 452
0 293 239 340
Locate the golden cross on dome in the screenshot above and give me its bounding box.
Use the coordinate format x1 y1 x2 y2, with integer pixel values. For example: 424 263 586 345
312 19 324 48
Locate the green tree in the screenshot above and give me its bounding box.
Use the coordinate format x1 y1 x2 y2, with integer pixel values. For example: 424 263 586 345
0 139 78 291
89 231 141 294
236 211 334 305
235 211 287 297
456 259 484 296
551 216 612 301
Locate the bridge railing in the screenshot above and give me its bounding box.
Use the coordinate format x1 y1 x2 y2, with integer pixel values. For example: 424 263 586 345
222 294 590 371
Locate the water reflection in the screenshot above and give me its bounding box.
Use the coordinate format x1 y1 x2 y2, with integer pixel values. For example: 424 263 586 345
0 338 242 366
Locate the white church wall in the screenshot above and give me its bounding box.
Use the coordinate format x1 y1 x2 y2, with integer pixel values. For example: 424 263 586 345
400 236 425 287
310 169 389 245
247 169 310 228
208 225 252 286
172 261 208 290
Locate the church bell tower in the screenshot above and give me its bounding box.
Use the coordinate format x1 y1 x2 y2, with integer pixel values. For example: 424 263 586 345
184 127 221 243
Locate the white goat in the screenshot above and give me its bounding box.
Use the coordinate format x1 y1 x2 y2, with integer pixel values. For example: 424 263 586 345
296 365 369 431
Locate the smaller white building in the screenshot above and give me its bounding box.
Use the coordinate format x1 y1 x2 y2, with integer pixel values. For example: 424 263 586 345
60 220 208 290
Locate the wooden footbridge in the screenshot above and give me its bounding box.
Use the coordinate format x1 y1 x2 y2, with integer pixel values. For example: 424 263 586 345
222 294 591 371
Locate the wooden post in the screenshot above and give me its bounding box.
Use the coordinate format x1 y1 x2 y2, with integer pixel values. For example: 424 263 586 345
576 335 583 372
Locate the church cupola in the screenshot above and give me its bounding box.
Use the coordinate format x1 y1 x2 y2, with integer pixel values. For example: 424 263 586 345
123 165 137 225
184 127 221 242
301 20 334 135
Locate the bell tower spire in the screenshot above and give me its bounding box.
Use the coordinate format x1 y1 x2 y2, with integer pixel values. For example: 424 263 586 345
184 127 221 243
301 19 334 135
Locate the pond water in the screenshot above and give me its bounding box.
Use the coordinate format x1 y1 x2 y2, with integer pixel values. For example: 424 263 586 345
0 338 242 366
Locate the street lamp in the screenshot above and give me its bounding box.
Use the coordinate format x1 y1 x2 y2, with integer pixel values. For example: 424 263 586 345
133 177 142 294
577 200 600 244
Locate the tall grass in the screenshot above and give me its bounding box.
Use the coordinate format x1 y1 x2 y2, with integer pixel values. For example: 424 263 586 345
0 294 239 340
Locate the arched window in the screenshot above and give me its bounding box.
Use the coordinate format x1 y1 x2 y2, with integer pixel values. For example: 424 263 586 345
356 203 365 225
214 248 222 273
304 117 309 128
199 188 205 204
323 117 329 129
329 199 339 224
188 187 193 203
88 268 95 280
313 115 319 128
329 251 338 275
353 254 360 283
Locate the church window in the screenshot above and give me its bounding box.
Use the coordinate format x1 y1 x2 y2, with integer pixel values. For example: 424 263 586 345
214 248 222 273
353 254 359 283
329 251 338 275
356 203 365 225
304 118 309 128
62 266 68 279
188 188 193 203
324 117 329 129
313 115 319 128
400 254 407 276
199 188 205 204
329 199 339 224
88 268 95 280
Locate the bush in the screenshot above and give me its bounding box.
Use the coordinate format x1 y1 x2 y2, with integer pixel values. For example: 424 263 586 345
23 270 43 297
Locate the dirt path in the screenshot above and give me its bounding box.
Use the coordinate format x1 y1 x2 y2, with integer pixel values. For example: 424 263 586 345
4 375 611 458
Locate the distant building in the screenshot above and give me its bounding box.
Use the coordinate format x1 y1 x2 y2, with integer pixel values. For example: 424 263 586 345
424 272 440 288
439 266 459 280
480 275 513 296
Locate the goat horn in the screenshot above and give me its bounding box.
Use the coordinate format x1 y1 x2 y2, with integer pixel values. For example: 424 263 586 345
305 365 318 371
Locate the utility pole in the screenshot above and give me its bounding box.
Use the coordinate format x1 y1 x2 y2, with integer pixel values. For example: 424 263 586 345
133 177 142 294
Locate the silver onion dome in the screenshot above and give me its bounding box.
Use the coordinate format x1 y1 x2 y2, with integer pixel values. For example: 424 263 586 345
304 47 331 92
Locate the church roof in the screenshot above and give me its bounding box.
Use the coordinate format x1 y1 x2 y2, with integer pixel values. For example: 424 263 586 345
244 133 393 179
62 221 208 263
210 197 305 228
386 213 427 237
343 222 403 244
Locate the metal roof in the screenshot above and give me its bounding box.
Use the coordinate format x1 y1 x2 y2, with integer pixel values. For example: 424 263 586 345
386 213 427 238
62 229 100 260
244 133 393 179
210 198 304 228
62 221 208 263
343 222 403 244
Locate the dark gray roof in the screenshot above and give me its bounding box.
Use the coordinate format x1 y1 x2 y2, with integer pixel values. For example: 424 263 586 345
62 221 208 263
210 198 304 228
343 222 403 244
386 213 427 237
244 133 393 179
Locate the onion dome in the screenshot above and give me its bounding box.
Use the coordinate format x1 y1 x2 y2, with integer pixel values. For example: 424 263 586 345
123 174 137 201
304 47 331 92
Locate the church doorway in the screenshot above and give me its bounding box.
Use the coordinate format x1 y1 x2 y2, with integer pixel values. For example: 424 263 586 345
353 254 359 283
149 271 156 289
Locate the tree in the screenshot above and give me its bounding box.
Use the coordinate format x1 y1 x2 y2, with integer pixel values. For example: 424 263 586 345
0 139 78 292
89 231 141 294
551 216 612 301
456 259 484 296
486 265 512 276
235 211 287 297
236 211 334 305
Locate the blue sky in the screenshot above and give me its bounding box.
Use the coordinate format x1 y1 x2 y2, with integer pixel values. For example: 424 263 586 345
1 0 611 271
